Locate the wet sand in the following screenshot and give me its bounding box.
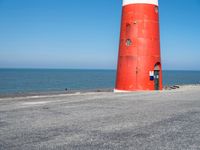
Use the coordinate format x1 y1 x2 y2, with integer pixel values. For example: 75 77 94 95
0 85 200 150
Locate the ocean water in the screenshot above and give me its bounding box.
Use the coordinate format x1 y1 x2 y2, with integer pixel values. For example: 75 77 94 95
0 69 200 95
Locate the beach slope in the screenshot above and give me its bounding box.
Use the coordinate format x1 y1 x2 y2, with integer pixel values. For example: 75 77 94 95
0 85 200 150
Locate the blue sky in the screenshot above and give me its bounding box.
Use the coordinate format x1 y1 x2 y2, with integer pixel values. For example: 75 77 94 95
0 0 199 70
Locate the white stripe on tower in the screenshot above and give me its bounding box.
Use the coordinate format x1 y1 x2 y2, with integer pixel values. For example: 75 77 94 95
123 0 158 6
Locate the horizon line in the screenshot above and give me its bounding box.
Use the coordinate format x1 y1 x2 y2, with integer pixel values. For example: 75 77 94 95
0 67 200 71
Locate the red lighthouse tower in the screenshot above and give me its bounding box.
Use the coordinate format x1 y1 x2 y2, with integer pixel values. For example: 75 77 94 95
115 0 163 92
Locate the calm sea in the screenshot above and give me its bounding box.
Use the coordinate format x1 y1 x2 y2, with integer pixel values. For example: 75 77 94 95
0 69 200 95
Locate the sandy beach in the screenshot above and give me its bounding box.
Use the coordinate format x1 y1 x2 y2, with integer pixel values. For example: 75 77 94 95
1 85 200 149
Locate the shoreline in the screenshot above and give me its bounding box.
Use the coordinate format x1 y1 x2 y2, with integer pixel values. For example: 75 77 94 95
0 84 200 99
0 88 113 99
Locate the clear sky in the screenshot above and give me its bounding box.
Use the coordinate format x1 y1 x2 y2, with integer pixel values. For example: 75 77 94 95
0 0 199 70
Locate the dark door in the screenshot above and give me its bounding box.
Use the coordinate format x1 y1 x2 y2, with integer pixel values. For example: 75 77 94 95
154 70 159 90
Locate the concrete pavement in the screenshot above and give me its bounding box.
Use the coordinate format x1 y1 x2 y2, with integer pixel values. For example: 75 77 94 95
0 85 200 150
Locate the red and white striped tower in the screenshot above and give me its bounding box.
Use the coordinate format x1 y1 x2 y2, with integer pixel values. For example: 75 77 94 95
115 0 163 92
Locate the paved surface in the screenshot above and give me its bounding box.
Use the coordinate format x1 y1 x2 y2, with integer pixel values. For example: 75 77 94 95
0 85 200 150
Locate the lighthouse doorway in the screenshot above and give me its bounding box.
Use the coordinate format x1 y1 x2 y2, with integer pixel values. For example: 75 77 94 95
154 70 159 90
154 63 160 90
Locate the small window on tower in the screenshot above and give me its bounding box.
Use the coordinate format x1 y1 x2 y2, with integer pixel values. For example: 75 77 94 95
126 39 132 46
155 6 158 13
126 24 131 33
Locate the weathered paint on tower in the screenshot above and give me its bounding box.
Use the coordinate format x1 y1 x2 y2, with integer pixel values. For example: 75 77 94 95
115 0 163 92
